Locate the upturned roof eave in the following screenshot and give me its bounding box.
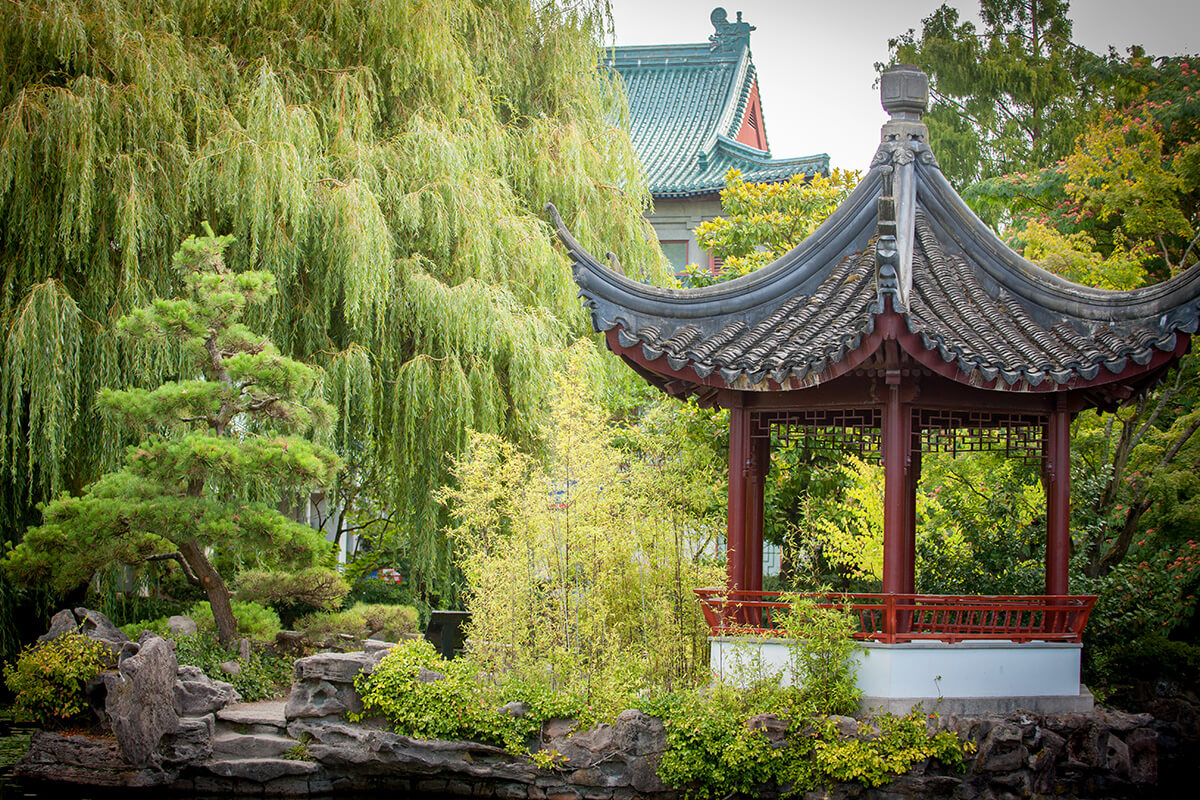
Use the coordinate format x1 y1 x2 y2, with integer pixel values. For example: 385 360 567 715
916 162 1200 327
549 167 883 318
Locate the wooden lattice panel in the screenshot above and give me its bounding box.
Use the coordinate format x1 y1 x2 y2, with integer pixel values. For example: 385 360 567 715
916 409 1047 464
752 409 882 461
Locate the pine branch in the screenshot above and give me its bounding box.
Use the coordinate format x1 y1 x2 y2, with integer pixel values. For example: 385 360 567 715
143 552 202 587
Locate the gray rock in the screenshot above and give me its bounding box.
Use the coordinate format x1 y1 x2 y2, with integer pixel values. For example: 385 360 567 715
1126 726 1158 784
15 730 174 787
613 709 666 757
975 722 1027 773
364 638 395 655
831 714 859 737
38 608 79 642
104 635 180 767
175 666 240 716
75 607 131 651
212 731 296 759
287 718 537 783
500 701 531 719
218 659 242 676
168 615 197 637
285 679 363 720
159 714 214 767
235 637 252 661
203 757 323 782
417 666 446 683
217 700 288 729
1104 730 1131 780
747 713 788 746
293 651 377 684
117 640 141 665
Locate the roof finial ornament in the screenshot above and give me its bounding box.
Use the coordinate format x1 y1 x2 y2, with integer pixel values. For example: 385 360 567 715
880 64 929 144
709 8 754 53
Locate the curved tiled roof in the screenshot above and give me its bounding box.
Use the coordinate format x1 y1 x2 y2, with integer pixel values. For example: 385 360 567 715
550 154 1200 394
606 40 827 197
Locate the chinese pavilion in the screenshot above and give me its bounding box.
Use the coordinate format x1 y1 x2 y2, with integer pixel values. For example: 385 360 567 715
550 65 1200 712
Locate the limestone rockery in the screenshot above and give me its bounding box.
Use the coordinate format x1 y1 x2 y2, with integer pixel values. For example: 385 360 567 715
17 608 1160 798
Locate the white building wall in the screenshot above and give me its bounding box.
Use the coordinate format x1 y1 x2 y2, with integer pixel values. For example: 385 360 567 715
645 196 724 272
709 637 1086 710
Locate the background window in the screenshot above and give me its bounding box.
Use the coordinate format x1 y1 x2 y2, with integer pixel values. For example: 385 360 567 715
660 240 688 270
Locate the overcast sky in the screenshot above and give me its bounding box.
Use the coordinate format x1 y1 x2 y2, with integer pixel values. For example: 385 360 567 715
606 0 1200 170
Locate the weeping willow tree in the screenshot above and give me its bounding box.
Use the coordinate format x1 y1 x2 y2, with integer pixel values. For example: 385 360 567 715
0 0 667 622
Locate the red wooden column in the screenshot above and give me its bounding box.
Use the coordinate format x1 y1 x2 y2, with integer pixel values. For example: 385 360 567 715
1045 406 1071 596
882 372 909 596
746 436 769 592
727 403 751 590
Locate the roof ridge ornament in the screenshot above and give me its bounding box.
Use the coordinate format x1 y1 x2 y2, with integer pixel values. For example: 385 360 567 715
709 8 754 53
872 65 931 312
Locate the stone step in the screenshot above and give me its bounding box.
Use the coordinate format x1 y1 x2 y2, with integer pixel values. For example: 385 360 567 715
203 757 323 783
212 731 297 759
216 700 288 730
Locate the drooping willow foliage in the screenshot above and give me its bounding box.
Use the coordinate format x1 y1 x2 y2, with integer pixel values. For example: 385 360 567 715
0 0 666 614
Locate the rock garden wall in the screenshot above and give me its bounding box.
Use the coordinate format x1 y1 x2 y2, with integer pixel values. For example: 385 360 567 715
15 608 1161 799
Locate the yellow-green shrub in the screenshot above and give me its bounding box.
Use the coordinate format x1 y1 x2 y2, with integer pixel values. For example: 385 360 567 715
189 600 281 641
439 344 724 701
4 634 113 725
295 603 418 643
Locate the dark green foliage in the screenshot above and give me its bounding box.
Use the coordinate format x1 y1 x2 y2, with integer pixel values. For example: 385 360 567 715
171 634 293 702
188 601 282 642
3 229 341 644
3 633 113 726
887 1 1097 190
119 598 283 641
348 578 409 607
641 687 967 798
236 567 349 627
354 639 554 751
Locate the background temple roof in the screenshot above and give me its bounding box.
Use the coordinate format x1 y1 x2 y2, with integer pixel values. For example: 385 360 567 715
605 10 828 199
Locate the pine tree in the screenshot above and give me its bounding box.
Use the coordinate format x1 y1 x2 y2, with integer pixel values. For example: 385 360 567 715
0 0 666 619
4 227 340 645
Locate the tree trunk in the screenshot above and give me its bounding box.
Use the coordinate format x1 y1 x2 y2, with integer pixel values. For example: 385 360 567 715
179 539 238 646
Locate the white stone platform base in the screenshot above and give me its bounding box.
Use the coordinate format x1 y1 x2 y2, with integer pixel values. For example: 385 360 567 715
709 637 1094 716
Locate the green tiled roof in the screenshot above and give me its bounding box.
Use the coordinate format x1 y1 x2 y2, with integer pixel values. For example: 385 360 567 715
606 40 828 198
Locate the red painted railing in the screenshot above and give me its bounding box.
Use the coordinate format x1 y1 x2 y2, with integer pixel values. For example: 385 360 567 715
693 589 1097 644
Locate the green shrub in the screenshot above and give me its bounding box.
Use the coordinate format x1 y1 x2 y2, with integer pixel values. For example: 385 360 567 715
172 634 293 702
353 602 418 639
779 595 862 716
4 633 113 726
295 603 418 644
236 568 350 627
354 639 536 751
189 600 281 641
642 685 968 798
119 615 171 640
349 577 409 607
